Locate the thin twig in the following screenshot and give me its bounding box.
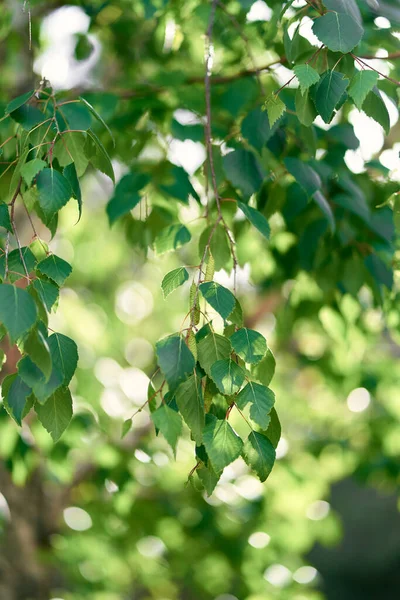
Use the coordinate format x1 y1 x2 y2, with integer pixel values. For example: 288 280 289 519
8 178 30 279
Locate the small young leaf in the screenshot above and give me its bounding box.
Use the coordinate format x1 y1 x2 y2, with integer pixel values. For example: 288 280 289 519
35 387 73 442
162 267 189 298
242 431 275 482
264 94 286 128
36 254 72 287
122 418 132 438
348 71 379 110
230 328 267 364
210 358 245 395
293 64 320 95
151 404 182 454
21 159 47 186
199 282 235 320
203 415 243 474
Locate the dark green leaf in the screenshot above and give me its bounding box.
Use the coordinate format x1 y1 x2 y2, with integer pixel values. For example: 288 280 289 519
176 372 204 445
151 404 182 454
203 415 243 473
36 169 72 221
35 387 73 441
314 70 349 124
313 12 363 54
242 431 275 482
236 382 275 429
237 201 270 240
156 334 195 392
197 332 232 377
0 284 37 343
36 254 72 287
199 282 235 320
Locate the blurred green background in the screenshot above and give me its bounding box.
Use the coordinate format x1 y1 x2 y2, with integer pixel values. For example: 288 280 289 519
1 1 400 599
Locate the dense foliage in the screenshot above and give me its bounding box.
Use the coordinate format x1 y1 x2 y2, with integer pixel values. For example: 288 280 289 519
0 0 399 598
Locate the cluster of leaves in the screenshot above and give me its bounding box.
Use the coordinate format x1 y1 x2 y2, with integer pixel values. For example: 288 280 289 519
0 0 399 492
0 85 114 439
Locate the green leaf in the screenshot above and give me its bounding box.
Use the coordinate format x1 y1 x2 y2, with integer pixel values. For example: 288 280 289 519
264 94 286 128
154 224 191 255
237 201 270 240
35 387 73 442
36 168 72 221
312 12 364 54
0 203 12 233
53 132 89 178
160 165 199 203
264 407 281 448
156 334 195 392
348 71 379 110
48 333 78 386
314 70 349 124
162 267 189 298
363 87 390 134
63 163 82 219
86 129 115 183
295 88 317 127
236 382 275 429
57 102 92 130
5 90 34 114
242 431 275 482
284 157 321 196
1 374 32 425
10 105 44 130
313 190 335 232
251 349 276 387
121 418 132 438
20 159 47 186
197 464 220 496
241 106 281 152
210 358 245 395
223 149 265 198
230 328 267 364
0 247 37 282
197 332 232 377
0 284 37 343
23 326 52 380
293 64 320 95
151 404 182 455
203 415 243 473
36 254 72 286
176 372 205 445
199 224 232 271
199 282 235 320
79 96 115 145
107 172 149 225
322 0 362 25
30 279 59 312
